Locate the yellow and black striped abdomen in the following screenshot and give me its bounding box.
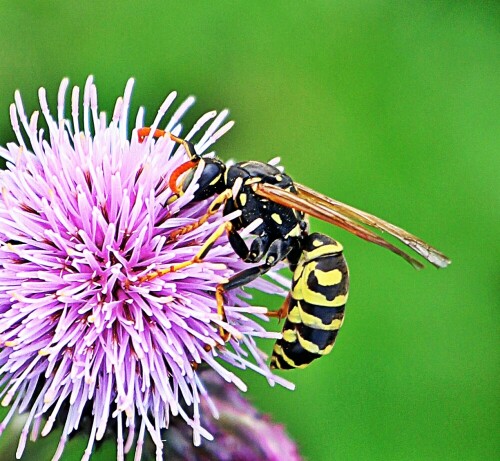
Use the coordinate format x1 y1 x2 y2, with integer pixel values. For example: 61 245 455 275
271 233 349 369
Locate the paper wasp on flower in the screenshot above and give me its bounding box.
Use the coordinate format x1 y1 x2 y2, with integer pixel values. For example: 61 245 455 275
137 127 451 369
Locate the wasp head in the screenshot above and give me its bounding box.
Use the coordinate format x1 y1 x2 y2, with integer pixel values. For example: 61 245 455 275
175 157 227 202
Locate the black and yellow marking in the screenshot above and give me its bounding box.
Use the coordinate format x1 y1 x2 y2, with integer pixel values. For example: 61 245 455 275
271 233 349 369
137 128 449 369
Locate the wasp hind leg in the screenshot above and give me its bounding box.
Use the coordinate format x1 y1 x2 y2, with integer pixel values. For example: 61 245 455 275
265 292 292 321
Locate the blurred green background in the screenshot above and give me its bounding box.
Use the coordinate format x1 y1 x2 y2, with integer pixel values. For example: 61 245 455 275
0 1 498 460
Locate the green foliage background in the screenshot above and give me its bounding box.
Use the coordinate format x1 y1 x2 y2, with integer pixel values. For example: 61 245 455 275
0 2 498 460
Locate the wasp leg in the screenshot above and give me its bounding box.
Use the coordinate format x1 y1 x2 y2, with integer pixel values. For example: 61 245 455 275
140 220 237 342
140 221 233 283
266 292 292 321
215 263 276 341
228 230 271 263
216 236 296 340
169 189 232 241
228 234 294 321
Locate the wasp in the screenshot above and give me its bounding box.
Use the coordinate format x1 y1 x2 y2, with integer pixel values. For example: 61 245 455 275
138 128 451 369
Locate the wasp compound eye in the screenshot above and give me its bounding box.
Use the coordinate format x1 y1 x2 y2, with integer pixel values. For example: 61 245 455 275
189 159 227 201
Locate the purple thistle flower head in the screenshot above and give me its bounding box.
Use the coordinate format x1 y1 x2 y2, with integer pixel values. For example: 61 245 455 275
0 77 294 460
159 368 302 461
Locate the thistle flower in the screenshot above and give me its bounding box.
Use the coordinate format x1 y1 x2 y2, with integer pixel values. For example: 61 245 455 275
158 367 302 461
0 77 294 460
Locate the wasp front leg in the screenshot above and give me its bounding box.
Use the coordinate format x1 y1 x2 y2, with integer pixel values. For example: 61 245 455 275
140 221 232 283
140 220 237 342
168 189 232 241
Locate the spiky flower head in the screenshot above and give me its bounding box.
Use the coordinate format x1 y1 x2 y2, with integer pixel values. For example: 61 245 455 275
0 77 293 460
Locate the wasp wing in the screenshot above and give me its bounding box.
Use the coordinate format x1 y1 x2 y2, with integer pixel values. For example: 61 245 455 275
294 183 451 268
254 182 450 269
